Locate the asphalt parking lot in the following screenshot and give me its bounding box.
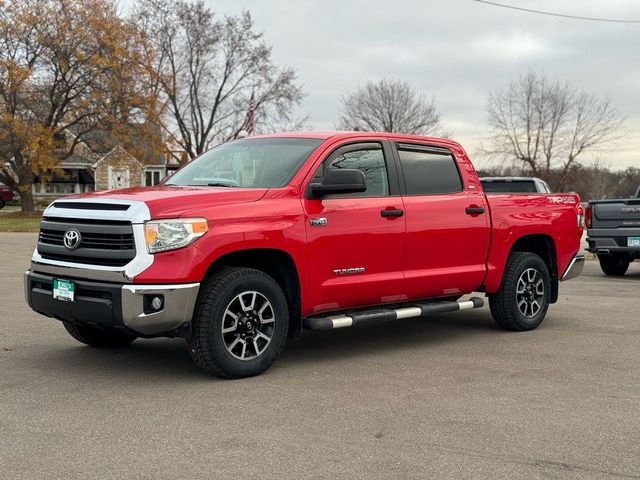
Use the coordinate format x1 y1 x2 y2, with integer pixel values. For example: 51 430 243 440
1 232 639 480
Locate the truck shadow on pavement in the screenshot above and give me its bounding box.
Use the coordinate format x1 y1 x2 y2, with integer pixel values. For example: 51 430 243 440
585 262 640 280
29 309 498 381
281 310 497 366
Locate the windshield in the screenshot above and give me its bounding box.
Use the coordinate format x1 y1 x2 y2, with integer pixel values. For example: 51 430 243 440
166 137 324 188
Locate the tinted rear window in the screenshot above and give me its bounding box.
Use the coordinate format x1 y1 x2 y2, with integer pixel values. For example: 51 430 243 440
398 148 462 195
481 181 537 193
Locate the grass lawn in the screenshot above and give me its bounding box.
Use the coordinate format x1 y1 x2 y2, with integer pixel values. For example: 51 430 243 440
0 210 42 232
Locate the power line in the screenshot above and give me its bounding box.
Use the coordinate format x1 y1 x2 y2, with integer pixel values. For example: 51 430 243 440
475 0 640 23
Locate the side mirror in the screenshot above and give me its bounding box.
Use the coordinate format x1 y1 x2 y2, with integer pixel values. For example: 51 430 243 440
309 169 366 198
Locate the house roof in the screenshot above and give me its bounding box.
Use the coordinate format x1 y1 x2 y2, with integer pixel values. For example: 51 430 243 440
93 145 142 168
79 123 166 165
57 155 94 168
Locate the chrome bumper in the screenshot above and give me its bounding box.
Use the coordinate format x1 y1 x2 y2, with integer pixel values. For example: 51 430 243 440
25 270 199 336
560 254 585 281
121 283 200 335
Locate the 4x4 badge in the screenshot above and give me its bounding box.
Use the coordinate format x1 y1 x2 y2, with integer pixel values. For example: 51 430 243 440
310 218 328 227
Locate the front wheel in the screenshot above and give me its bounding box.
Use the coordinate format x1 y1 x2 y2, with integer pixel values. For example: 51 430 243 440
489 252 551 331
598 254 630 276
187 267 289 379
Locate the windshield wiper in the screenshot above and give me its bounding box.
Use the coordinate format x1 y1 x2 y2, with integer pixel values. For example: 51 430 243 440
172 182 240 188
205 182 239 188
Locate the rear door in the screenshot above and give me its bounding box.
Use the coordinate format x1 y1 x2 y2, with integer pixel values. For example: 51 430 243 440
302 141 406 314
394 142 491 299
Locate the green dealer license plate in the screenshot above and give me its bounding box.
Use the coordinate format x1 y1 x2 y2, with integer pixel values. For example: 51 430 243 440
53 279 75 302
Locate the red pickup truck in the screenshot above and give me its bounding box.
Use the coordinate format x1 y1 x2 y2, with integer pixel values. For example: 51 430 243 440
25 132 584 378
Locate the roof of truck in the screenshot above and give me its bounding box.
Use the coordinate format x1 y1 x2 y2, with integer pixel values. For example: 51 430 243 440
248 131 464 149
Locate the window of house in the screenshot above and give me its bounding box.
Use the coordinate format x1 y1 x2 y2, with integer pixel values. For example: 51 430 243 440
146 170 162 186
44 183 75 194
397 147 462 195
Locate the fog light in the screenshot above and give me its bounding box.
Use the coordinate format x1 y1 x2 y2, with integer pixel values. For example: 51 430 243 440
151 296 162 310
143 294 164 314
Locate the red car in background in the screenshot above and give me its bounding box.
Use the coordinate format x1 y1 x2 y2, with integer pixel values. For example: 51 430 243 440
0 183 13 209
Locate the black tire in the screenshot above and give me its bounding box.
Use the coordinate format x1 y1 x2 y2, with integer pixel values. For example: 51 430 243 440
0 198 5 210
489 252 551 331
598 254 630 276
63 321 137 347
187 267 289 379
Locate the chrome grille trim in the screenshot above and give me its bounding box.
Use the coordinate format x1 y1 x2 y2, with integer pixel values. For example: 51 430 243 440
30 199 153 282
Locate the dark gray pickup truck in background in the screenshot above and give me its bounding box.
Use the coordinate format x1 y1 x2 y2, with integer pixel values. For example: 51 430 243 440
586 185 640 276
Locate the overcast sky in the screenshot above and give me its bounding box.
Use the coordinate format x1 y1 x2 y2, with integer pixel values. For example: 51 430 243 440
202 1 640 170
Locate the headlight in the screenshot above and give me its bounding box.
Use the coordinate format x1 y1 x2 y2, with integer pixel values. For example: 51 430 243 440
144 218 208 253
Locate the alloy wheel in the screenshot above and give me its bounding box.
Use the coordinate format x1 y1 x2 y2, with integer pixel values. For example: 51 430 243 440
515 268 545 318
221 291 275 360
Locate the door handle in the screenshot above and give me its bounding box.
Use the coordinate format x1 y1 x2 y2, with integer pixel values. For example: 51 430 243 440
465 206 485 215
381 209 404 218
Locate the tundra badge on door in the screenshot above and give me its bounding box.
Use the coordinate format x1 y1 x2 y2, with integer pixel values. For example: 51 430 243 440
310 218 328 227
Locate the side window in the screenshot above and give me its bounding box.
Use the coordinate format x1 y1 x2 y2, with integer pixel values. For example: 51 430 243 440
316 146 389 197
398 147 462 195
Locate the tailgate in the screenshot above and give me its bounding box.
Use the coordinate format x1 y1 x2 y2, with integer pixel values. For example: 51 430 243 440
592 199 640 229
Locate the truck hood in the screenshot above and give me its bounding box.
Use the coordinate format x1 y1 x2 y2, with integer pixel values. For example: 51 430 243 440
70 186 269 218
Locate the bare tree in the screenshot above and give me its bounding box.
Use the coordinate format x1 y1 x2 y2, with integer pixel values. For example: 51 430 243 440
485 71 624 189
135 0 304 160
337 79 441 135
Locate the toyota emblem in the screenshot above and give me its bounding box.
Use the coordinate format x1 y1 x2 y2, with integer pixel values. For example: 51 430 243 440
63 229 81 250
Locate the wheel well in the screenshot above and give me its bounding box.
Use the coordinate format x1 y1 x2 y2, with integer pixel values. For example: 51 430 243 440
205 249 302 338
510 234 559 303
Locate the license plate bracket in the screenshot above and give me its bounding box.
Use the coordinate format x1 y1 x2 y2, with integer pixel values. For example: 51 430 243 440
53 279 75 302
627 237 640 247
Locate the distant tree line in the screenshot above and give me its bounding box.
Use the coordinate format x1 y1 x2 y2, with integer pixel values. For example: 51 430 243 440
477 164 640 200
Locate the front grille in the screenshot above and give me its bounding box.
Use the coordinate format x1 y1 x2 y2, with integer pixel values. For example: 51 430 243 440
37 216 136 267
39 229 135 250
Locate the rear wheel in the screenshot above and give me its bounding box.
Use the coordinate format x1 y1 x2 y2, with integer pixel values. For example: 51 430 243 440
489 252 551 331
0 198 5 209
598 254 630 276
63 321 137 347
187 267 289 379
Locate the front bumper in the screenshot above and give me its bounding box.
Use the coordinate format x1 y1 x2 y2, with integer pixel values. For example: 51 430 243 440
25 271 199 337
560 254 585 282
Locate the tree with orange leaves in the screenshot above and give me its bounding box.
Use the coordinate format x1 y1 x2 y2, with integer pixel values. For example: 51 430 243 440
0 0 162 212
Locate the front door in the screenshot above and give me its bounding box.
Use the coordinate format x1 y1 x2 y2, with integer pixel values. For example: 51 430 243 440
303 141 406 314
